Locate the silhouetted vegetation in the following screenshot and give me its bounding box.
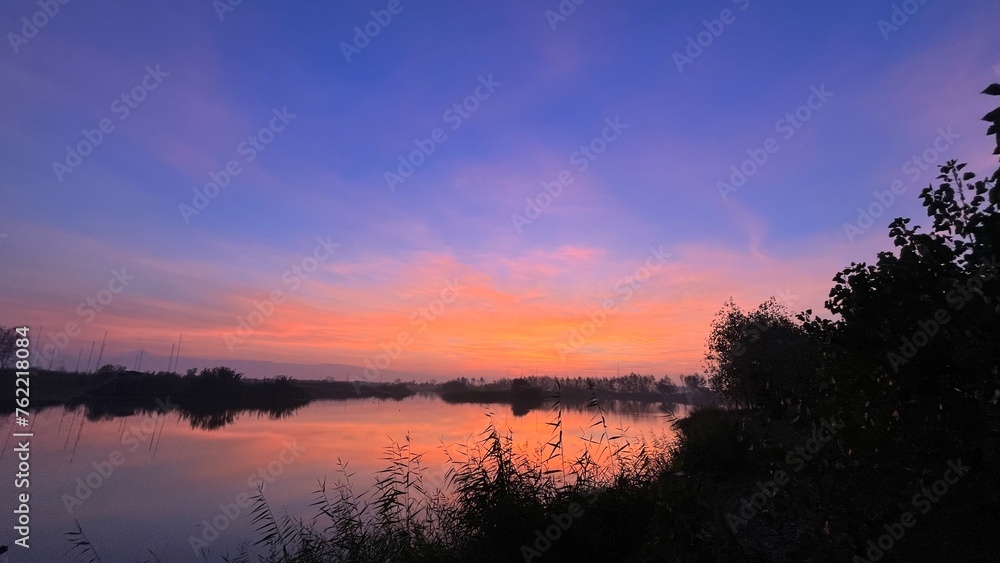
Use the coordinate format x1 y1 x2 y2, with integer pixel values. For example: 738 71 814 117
431 373 717 416
1 364 703 429
0 365 419 429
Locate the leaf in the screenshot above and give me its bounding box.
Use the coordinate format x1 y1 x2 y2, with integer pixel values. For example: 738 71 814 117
983 83 1000 96
963 172 976 181
983 107 1000 122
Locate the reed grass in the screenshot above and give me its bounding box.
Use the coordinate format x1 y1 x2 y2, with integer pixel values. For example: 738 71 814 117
222 387 683 563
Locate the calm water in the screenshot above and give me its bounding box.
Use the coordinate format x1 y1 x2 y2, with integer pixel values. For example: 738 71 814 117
0 395 686 562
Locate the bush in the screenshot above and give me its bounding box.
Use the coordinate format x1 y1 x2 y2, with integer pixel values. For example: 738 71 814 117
672 407 747 477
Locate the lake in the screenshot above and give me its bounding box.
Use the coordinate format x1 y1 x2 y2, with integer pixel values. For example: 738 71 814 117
0 395 688 562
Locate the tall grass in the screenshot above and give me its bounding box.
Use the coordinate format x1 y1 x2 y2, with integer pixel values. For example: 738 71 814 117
64 520 104 563
232 387 682 562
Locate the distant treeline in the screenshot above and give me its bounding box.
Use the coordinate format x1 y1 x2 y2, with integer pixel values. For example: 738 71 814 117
428 372 709 396
0 364 413 429
0 362 714 427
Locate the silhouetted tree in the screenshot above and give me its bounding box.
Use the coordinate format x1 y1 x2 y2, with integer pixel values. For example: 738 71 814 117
96 364 127 375
681 373 707 390
656 375 678 394
199 366 243 383
800 84 1000 459
704 298 816 411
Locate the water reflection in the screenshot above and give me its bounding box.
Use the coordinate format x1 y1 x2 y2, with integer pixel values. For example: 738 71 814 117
42 389 696 431
0 395 687 562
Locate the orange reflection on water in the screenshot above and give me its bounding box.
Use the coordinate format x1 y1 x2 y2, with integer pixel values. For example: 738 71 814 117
9 395 685 562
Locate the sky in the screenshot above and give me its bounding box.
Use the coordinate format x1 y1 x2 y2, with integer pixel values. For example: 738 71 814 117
1 0 999 380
